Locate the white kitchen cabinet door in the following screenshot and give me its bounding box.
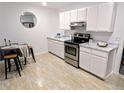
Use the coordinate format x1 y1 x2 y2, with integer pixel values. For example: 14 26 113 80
79 51 91 71
70 9 78 22
55 43 64 59
59 12 65 29
48 39 53 53
97 3 114 32
86 5 98 31
64 11 71 30
48 39 57 54
77 8 87 22
59 45 64 59
48 39 64 59
90 55 107 78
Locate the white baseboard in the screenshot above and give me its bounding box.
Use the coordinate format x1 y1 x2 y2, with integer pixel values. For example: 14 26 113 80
113 71 119 75
105 71 113 79
35 51 48 56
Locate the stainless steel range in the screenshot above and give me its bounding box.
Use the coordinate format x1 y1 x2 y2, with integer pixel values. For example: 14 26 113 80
64 33 90 68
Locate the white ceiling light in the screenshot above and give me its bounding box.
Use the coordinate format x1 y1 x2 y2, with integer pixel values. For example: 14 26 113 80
42 2 47 6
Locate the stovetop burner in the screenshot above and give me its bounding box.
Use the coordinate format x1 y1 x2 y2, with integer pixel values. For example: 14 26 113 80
64 39 86 45
64 33 90 45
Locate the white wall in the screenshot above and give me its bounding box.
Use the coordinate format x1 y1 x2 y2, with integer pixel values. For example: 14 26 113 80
0 3 59 54
64 27 112 42
109 3 124 74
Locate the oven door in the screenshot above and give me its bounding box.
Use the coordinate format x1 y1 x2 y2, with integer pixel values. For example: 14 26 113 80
64 43 79 61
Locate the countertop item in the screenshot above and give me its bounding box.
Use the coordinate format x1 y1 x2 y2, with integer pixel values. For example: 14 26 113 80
47 36 71 42
97 41 108 47
80 42 118 52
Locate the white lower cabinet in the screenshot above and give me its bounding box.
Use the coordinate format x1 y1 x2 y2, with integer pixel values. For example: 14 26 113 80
48 39 54 53
55 43 64 59
90 55 107 78
79 51 90 71
47 39 64 59
79 46 115 79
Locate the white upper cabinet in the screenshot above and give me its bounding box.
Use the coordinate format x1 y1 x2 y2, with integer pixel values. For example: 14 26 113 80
97 3 115 32
59 3 116 31
86 2 116 32
64 11 71 30
59 12 65 29
70 9 78 22
70 8 87 22
59 8 87 30
77 8 87 22
59 11 70 30
87 5 98 31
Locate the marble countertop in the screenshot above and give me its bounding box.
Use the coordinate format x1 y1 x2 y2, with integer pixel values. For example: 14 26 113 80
48 36 118 52
47 36 71 42
80 42 118 52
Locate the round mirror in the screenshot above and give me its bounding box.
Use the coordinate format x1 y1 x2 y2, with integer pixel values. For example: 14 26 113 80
20 12 37 28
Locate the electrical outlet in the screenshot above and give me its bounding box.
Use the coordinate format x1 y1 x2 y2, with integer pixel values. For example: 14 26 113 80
115 36 120 42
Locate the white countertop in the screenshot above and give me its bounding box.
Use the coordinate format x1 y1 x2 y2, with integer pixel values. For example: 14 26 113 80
48 36 118 52
80 42 118 52
47 36 71 42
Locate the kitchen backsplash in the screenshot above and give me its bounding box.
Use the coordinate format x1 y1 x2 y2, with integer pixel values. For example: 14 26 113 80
64 27 112 42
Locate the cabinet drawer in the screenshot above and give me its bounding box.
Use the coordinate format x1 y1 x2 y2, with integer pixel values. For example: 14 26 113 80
55 41 64 45
92 49 108 58
48 39 64 45
80 47 91 53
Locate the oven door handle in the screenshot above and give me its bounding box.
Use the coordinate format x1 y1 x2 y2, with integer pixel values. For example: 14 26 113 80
64 43 78 48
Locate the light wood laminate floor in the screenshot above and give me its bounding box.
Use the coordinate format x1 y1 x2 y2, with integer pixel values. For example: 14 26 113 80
0 52 124 90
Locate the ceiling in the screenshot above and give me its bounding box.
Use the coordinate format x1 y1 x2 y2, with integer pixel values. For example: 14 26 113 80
47 2 101 8
0 2 105 11
45 2 86 9
29 2 104 11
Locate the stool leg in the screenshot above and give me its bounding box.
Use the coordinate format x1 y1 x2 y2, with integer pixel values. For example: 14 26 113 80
17 56 23 70
8 59 11 72
30 48 36 62
24 57 27 65
14 58 21 77
4 59 7 79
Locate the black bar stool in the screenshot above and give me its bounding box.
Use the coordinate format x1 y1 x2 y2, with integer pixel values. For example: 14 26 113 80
28 46 36 62
4 54 22 79
24 45 36 65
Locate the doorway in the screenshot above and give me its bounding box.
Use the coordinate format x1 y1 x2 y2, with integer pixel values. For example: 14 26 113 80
119 48 124 75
